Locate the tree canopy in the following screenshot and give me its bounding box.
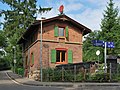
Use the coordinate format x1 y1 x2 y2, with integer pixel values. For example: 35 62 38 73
0 0 52 69
83 0 120 62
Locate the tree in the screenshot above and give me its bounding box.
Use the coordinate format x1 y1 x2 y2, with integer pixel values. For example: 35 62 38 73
83 31 104 62
83 0 120 62
0 30 10 70
1 0 52 69
100 0 119 55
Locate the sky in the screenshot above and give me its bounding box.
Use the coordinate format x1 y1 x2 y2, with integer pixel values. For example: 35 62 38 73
0 0 120 31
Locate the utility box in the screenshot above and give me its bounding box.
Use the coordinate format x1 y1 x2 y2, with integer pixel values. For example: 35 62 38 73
107 55 117 73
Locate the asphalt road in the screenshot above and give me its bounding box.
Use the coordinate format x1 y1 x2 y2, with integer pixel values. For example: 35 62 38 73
0 71 64 90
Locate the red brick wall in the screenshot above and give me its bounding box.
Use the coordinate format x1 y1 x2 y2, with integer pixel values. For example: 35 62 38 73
24 21 83 73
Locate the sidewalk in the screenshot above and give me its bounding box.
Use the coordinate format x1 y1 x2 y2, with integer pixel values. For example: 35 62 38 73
6 70 120 88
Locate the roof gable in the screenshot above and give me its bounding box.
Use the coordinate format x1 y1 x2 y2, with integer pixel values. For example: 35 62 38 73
34 15 91 35
18 14 92 44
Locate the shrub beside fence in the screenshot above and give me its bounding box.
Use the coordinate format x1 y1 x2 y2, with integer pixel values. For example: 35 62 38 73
41 63 120 82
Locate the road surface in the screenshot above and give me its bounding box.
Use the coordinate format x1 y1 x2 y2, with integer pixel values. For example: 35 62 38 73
0 71 63 90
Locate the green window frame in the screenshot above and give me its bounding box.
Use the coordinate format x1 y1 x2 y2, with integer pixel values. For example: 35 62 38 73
54 26 58 37
51 49 56 63
65 26 69 38
30 53 34 66
68 50 73 63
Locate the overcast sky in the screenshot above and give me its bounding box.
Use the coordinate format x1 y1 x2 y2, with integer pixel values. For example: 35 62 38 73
0 0 120 31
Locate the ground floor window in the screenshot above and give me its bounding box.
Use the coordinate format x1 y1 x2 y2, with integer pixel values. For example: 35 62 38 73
56 49 66 63
51 48 73 64
30 52 34 66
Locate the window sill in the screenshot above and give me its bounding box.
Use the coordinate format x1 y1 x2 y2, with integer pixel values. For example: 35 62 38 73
57 37 66 42
56 62 68 64
58 36 65 39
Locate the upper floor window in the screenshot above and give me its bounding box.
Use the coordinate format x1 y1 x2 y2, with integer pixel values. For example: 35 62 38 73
54 26 69 38
59 27 64 36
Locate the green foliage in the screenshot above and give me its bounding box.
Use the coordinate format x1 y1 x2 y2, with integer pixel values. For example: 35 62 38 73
100 0 119 54
42 68 54 81
83 31 104 62
76 72 84 81
17 68 24 76
1 0 38 69
0 58 10 70
52 69 62 81
1 0 52 69
0 30 7 48
64 70 74 81
83 0 120 62
89 73 110 82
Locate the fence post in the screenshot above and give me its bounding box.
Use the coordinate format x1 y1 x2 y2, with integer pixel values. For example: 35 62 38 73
110 63 112 81
62 66 64 81
74 65 76 82
117 64 118 79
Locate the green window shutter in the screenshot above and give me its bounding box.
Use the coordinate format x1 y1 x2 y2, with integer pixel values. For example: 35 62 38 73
51 49 56 63
32 53 34 64
54 26 58 37
68 50 73 63
65 26 69 38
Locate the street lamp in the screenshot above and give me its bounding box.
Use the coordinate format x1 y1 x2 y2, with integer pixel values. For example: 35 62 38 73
13 46 16 73
40 19 43 82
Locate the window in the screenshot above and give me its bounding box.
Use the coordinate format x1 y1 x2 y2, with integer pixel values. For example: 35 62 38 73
30 53 34 66
54 26 69 38
58 27 64 37
25 56 28 69
51 48 73 64
56 50 66 63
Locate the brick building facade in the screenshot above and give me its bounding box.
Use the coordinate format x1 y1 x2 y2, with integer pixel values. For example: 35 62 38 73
18 14 91 78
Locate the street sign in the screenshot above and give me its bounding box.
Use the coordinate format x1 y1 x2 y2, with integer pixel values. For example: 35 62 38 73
92 40 104 47
107 42 115 48
92 40 115 48
102 42 115 48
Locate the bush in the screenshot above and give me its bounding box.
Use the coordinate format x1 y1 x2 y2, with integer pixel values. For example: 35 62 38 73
89 72 110 82
76 72 84 81
17 68 24 76
64 70 74 81
0 58 10 70
53 69 62 81
42 68 55 81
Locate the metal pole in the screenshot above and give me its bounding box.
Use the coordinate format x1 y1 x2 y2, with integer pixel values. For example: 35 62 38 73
40 20 43 82
104 42 107 73
13 46 16 73
98 55 99 68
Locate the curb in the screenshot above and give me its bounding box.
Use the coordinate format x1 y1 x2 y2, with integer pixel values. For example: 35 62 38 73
6 72 73 87
6 72 24 85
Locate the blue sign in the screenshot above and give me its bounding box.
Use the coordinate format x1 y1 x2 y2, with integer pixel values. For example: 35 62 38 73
92 40 115 48
92 40 104 47
106 42 115 48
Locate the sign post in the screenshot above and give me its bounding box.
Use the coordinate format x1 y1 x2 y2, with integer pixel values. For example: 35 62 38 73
104 42 107 73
